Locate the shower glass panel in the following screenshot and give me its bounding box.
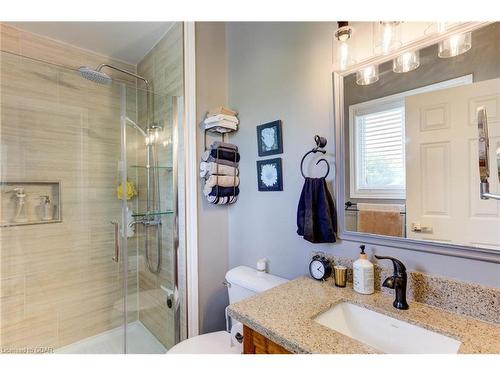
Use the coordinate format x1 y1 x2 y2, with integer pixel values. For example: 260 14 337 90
0 50 179 354
124 84 178 353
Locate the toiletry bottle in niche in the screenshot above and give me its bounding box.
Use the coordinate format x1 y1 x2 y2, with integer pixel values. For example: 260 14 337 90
8 187 28 223
40 195 53 220
353 245 374 294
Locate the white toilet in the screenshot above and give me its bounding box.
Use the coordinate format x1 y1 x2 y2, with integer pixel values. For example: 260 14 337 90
167 265 288 354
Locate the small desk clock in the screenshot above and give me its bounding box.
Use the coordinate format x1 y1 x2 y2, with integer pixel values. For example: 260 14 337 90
309 255 332 281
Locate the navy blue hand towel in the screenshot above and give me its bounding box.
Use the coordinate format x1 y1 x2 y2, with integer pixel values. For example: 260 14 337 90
297 177 337 243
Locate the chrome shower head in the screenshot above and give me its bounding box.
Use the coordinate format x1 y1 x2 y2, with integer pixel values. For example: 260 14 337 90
78 66 112 85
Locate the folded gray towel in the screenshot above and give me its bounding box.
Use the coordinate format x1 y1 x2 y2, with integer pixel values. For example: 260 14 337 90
210 141 238 151
202 148 240 163
201 150 239 167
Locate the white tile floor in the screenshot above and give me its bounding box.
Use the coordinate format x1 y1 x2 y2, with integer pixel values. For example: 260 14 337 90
56 321 166 354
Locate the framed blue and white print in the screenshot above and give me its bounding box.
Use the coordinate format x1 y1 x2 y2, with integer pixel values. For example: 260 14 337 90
256 158 283 191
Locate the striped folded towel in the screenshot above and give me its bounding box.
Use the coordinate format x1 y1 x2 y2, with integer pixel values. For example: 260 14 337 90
200 162 239 179
204 175 240 189
204 186 240 197
207 195 238 205
201 153 238 167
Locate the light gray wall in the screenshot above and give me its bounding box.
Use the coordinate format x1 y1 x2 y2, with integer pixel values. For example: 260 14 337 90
195 22 230 333
225 22 500 289
226 22 335 279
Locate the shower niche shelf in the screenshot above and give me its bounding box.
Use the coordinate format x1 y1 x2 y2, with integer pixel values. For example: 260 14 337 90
0 181 62 227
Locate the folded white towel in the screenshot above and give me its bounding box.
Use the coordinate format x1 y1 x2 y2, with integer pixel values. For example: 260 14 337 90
200 161 239 178
204 114 239 125
204 120 238 131
204 175 240 190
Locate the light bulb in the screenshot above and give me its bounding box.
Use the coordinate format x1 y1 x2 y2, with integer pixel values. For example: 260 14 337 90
374 22 402 55
334 24 355 71
438 32 471 58
339 41 350 71
393 50 420 73
382 24 393 54
356 65 379 86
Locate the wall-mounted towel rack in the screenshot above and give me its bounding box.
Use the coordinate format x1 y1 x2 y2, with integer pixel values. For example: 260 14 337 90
201 107 240 205
300 135 330 179
203 127 235 151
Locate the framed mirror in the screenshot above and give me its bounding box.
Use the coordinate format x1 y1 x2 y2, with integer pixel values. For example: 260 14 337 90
334 22 500 262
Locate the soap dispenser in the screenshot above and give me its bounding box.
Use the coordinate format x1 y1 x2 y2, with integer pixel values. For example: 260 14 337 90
353 245 374 294
8 187 28 223
40 195 53 221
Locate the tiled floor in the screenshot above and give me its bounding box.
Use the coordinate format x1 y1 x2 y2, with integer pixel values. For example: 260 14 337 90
56 321 166 354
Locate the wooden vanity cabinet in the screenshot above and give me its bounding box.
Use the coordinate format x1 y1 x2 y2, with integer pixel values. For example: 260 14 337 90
243 325 291 354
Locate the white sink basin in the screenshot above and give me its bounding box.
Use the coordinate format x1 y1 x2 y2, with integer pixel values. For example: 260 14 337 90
314 302 461 354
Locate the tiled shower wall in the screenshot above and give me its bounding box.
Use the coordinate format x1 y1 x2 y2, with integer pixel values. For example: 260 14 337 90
136 22 183 350
0 23 140 350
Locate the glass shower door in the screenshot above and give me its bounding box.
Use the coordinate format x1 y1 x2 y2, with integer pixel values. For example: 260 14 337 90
122 85 178 353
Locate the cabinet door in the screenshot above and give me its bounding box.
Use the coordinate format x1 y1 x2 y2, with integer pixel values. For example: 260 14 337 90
243 326 291 354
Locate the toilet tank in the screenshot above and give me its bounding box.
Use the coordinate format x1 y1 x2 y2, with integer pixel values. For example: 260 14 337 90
225 266 288 304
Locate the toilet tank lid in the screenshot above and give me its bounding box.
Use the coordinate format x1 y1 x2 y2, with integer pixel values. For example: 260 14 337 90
225 266 288 293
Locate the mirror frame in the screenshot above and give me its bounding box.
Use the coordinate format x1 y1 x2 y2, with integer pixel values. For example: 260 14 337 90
333 21 500 263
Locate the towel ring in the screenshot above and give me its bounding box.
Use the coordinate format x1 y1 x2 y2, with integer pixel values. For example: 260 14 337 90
300 135 330 179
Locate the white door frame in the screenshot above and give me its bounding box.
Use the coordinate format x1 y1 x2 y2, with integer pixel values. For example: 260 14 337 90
183 21 199 338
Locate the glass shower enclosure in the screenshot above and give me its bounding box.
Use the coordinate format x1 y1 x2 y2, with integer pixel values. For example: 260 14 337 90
0 48 181 353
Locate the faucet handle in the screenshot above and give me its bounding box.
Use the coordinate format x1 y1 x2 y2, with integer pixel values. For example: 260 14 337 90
374 255 407 275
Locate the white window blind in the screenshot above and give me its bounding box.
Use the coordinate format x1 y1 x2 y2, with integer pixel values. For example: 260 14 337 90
356 106 405 191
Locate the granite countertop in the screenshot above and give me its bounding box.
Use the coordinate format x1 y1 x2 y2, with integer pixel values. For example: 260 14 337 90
227 277 500 354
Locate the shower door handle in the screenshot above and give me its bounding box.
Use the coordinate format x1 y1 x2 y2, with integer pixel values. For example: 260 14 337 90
111 221 120 262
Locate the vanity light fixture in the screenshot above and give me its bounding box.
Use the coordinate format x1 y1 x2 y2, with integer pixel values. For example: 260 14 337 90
393 50 420 73
356 65 379 86
438 32 472 58
334 21 355 71
373 21 402 55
